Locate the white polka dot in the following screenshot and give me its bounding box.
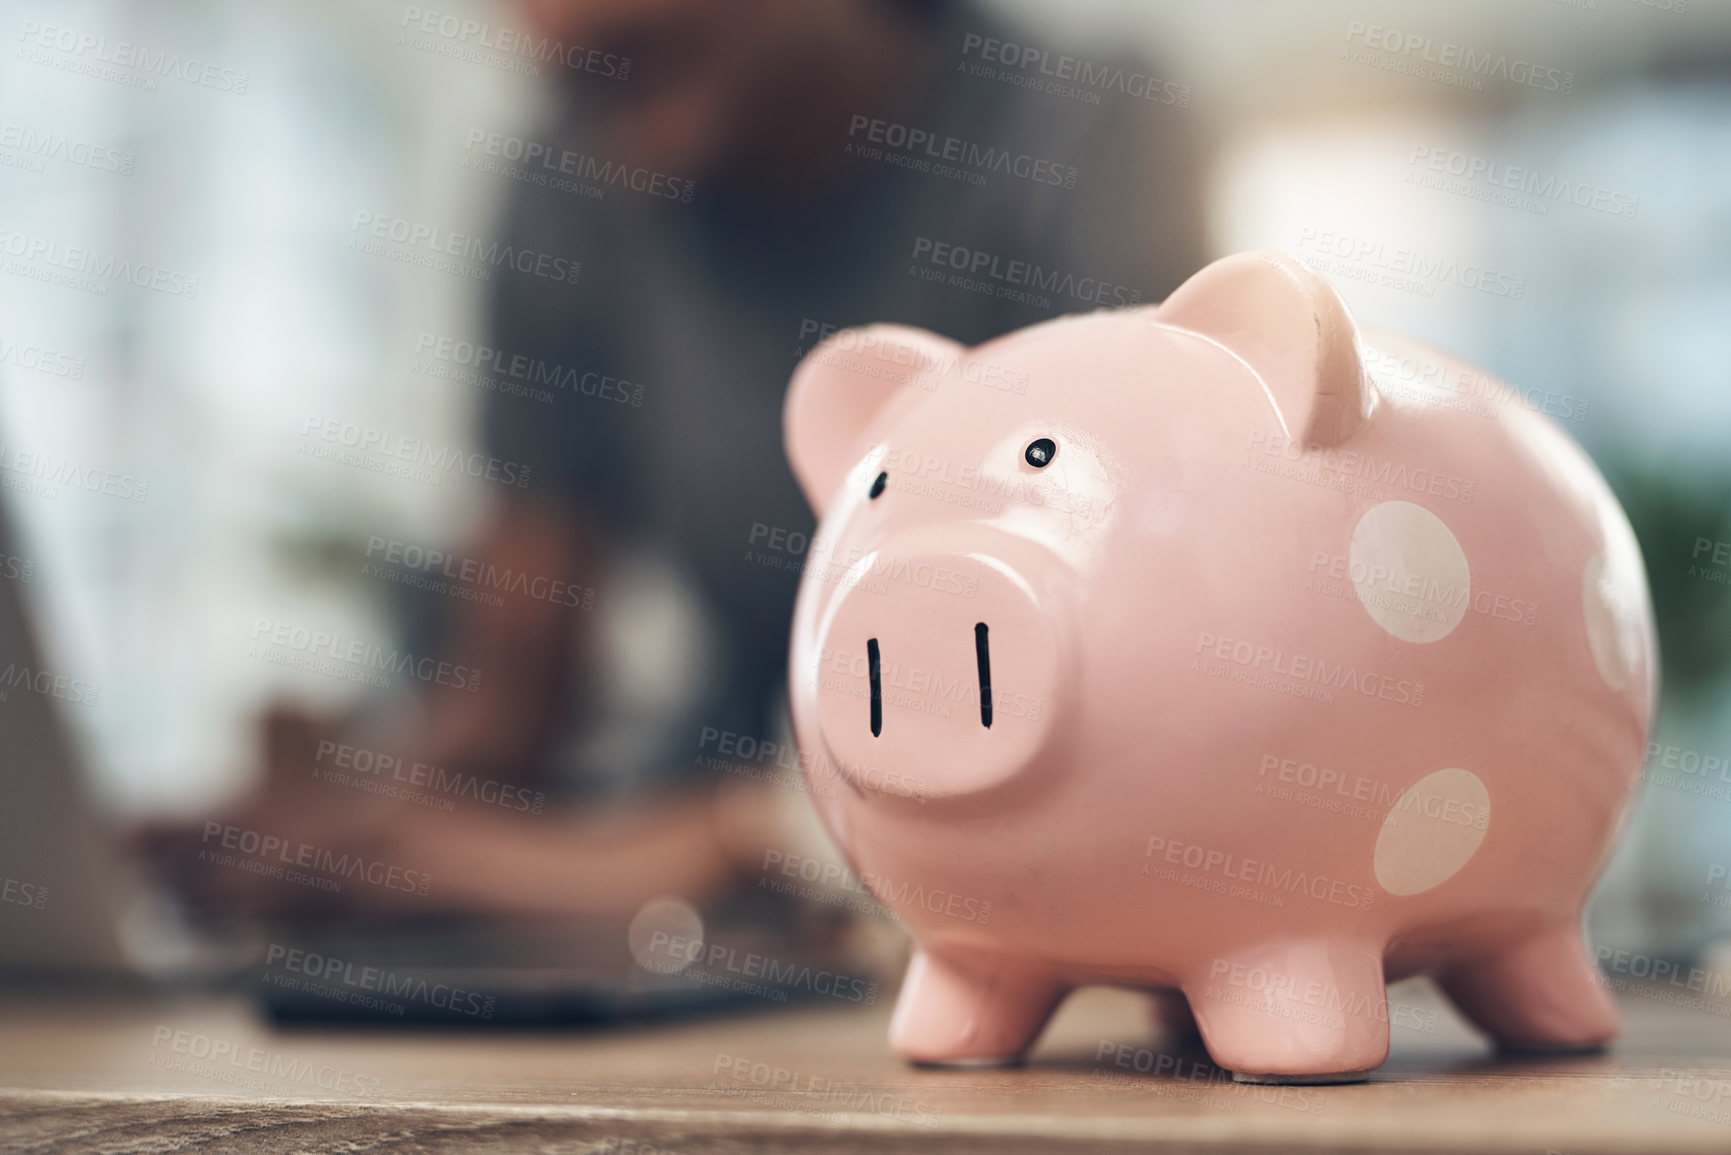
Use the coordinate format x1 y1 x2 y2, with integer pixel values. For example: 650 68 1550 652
628 898 704 975
1348 501 1471 644
1374 768 1491 896
1582 551 1640 692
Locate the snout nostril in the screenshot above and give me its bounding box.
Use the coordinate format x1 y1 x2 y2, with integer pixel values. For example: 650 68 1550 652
975 623 992 728
867 638 882 737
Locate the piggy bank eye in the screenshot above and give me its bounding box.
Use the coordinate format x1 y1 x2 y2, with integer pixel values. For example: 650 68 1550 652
1024 438 1056 468
868 471 888 500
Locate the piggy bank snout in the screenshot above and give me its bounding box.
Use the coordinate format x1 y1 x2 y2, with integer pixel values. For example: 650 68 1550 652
810 539 1063 801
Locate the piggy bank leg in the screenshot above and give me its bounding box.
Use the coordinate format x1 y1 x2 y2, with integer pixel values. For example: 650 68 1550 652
1182 942 1389 1084
1434 922 1617 1053
889 948 1065 1067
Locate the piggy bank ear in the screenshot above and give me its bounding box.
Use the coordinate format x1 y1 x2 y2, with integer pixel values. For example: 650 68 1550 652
1157 251 1374 448
783 324 960 515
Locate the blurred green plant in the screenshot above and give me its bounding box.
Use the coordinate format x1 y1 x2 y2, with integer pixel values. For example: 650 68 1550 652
1602 463 1731 704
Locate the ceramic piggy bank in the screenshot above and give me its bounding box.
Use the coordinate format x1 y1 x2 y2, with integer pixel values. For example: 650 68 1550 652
780 251 1654 1082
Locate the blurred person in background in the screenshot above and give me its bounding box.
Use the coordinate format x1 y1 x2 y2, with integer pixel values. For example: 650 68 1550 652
142 0 1206 926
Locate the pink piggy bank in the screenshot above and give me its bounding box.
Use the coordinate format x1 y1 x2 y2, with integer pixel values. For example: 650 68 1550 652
781 251 1654 1082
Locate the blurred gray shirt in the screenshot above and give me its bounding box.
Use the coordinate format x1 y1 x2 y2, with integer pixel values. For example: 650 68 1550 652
482 5 1206 789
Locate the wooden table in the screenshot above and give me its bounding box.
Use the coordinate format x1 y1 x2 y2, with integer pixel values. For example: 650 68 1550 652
3 978 1729 1152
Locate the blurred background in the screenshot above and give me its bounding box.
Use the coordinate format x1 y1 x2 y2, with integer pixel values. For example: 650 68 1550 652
1 0 1729 993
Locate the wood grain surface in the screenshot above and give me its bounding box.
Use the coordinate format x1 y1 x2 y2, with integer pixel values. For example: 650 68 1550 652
3 978 1729 1153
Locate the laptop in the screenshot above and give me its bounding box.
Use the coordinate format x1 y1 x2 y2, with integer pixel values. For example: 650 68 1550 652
0 496 132 977
0 493 864 1024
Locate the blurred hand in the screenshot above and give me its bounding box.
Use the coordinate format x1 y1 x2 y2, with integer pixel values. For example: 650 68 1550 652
130 702 756 923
